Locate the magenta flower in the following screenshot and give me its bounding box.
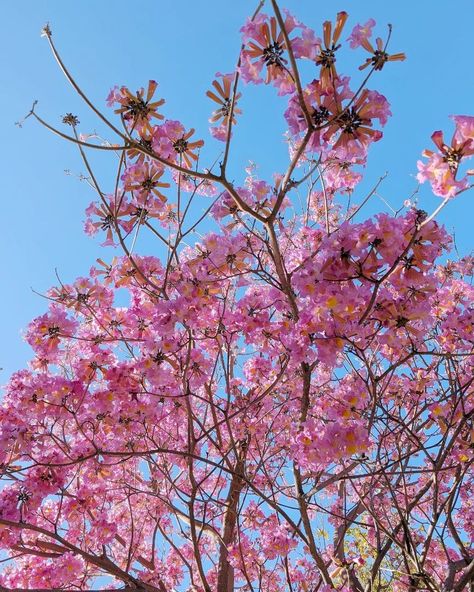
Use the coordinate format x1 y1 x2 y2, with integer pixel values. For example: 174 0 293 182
206 72 242 126
84 194 133 246
122 162 170 203
315 11 349 90
348 18 405 71
290 26 321 60
284 76 353 151
323 88 391 156
158 120 204 168
452 114 474 145
206 72 242 141
108 80 165 131
240 13 293 90
417 118 474 197
26 307 77 359
171 169 217 196
348 18 376 49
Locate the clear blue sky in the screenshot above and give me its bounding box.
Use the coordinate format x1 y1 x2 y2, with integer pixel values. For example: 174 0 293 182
1 1 473 380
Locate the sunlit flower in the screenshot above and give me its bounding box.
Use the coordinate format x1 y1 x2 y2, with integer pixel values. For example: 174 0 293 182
347 18 376 49
163 121 204 168
206 73 242 126
357 35 405 71
126 127 157 164
240 13 296 94
108 80 165 130
417 120 474 197
242 16 288 82
84 195 133 246
123 162 169 203
315 12 349 89
323 89 390 155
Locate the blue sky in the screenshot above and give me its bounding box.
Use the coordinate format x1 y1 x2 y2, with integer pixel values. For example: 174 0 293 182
1 0 473 380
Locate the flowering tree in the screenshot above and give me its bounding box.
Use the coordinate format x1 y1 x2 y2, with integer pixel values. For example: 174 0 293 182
1 3 473 591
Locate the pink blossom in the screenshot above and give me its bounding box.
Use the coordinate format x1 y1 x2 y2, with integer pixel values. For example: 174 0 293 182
452 114 474 146
417 121 474 197
347 18 376 49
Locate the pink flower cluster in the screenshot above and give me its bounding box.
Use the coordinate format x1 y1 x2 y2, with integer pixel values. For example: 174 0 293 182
1 5 473 591
417 115 474 197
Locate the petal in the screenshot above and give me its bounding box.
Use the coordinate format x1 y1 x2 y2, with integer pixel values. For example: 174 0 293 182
333 12 349 45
